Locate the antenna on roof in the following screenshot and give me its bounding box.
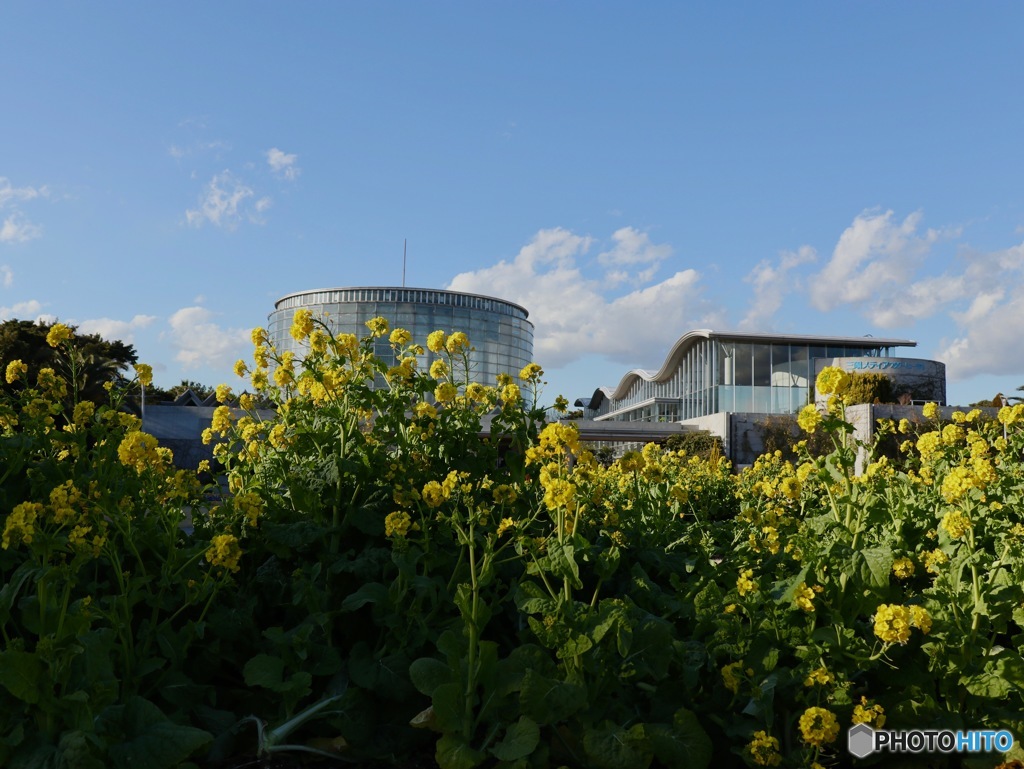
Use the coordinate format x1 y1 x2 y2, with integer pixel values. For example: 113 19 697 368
403 239 407 287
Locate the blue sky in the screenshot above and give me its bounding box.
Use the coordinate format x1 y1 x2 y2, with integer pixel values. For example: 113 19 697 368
2 3 1023 407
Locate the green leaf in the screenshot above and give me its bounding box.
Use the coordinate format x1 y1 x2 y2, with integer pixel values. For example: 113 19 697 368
582 722 652 769
519 669 587 725
960 653 1024 698
339 582 390 612
102 697 211 769
490 716 539 762
0 650 42 704
851 546 892 590
410 657 454 697
430 682 465 733
646 709 712 769
545 539 582 589
436 733 486 769
243 654 285 691
770 565 810 606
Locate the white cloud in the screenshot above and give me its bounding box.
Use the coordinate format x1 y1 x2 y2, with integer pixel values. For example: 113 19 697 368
1 265 12 288
0 178 47 208
266 148 300 181
740 245 817 330
0 299 44 321
597 227 674 287
447 227 717 368
1 213 43 243
936 286 1024 380
808 210 947 312
166 306 250 368
185 171 267 229
77 314 157 344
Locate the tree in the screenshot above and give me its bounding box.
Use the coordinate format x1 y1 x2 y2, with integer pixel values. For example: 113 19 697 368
0 319 137 405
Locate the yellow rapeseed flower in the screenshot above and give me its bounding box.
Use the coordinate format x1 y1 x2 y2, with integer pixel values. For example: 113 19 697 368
891 556 915 579
852 697 886 728
815 366 850 396
798 707 839 747
445 331 470 354
388 327 412 346
384 511 413 538
519 362 544 382
797 404 822 434
434 382 457 403
736 568 757 597
873 603 912 644
426 330 447 353
746 730 782 767
940 510 972 539
206 534 243 572
365 316 389 337
134 363 153 387
2 502 43 549
46 323 73 347
5 359 28 384
290 308 315 341
922 402 939 420
793 582 815 612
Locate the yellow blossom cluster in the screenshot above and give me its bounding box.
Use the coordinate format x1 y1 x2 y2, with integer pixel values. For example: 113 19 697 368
5 359 27 384
2 502 43 549
134 363 153 387
736 568 757 596
852 696 886 728
746 730 782 766
117 431 165 473
46 322 73 347
939 510 972 539
206 534 243 572
891 556 915 579
384 510 413 538
797 404 822 434
803 666 834 687
874 603 931 644
798 706 839 747
815 366 850 396
793 582 816 612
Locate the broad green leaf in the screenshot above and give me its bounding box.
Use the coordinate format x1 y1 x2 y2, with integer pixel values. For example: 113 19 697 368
582 722 651 769
103 697 211 769
0 650 42 704
409 657 454 696
339 582 390 612
647 708 712 769
519 669 587 724
243 654 285 691
430 682 465 733
436 733 486 769
851 546 892 590
490 716 539 762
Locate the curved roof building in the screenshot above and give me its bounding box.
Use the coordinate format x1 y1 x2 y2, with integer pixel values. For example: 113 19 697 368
268 286 535 386
578 329 940 422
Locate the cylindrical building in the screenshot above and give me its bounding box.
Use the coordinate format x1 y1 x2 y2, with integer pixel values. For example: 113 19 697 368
268 286 534 386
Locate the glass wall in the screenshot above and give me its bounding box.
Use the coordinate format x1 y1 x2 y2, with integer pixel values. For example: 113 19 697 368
268 288 535 388
601 337 897 422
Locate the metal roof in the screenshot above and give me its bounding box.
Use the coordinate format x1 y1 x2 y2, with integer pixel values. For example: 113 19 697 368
587 329 917 407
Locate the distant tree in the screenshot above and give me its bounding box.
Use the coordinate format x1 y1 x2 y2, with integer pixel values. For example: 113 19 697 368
970 393 1007 408
0 319 137 405
844 372 896 405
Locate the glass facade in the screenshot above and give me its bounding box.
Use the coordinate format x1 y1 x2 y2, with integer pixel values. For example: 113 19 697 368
586 333 910 422
268 287 535 387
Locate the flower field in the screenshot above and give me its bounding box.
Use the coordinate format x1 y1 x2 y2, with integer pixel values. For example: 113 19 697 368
2 319 1023 768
